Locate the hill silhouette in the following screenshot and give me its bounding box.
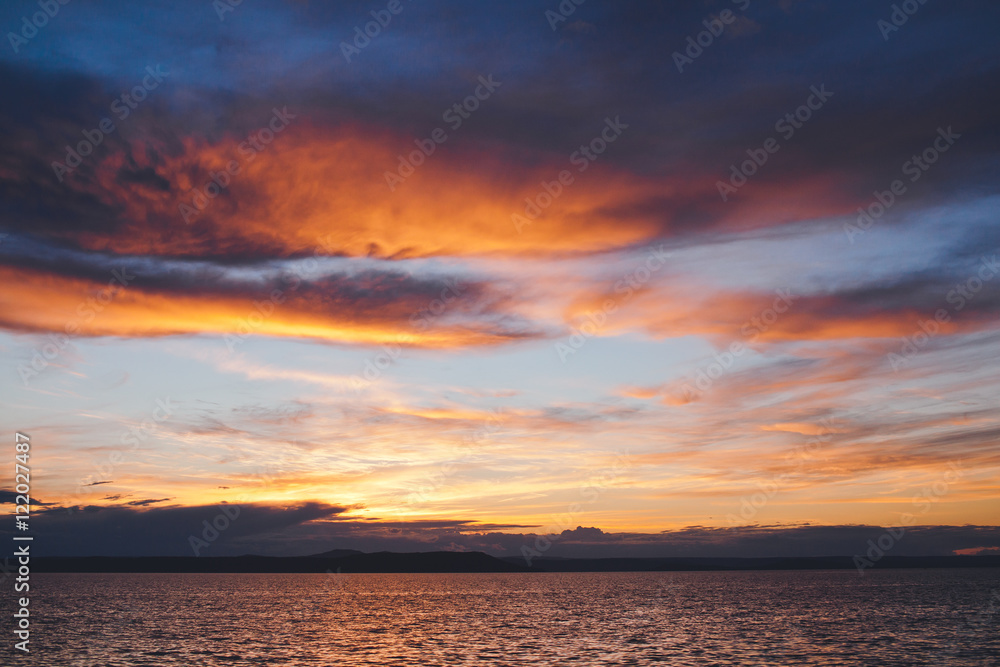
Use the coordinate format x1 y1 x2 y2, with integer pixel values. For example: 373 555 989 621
32 552 1000 573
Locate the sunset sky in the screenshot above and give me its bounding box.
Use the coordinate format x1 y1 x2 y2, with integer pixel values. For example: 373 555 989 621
1 0 998 558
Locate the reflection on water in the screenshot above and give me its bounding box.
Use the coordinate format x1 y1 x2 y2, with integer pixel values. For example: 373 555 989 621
14 569 1000 666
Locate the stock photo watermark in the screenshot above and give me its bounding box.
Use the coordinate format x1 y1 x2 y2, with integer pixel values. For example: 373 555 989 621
340 0 413 62
717 84 833 201
51 65 169 183
61 398 175 512
188 504 242 556
554 245 672 362
212 0 243 21
17 266 135 385
398 409 505 508
384 74 502 191
520 452 632 566
512 116 628 233
350 277 467 389
677 288 796 402
7 0 70 54
222 233 340 352
887 254 997 371
854 461 963 574
877 0 930 41
180 107 296 223
544 0 585 31
12 432 32 652
727 418 838 526
844 126 960 243
189 455 295 555
672 0 751 73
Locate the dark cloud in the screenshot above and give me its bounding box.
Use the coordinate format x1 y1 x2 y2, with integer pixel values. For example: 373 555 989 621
801 266 1000 326
0 235 544 344
2 1 998 261
10 501 349 557
126 498 172 506
0 490 55 506
6 498 998 559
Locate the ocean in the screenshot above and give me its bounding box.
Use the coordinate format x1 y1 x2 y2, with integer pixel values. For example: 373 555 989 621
14 569 1000 665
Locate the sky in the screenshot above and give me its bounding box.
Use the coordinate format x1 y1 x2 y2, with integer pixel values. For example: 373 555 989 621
0 0 998 559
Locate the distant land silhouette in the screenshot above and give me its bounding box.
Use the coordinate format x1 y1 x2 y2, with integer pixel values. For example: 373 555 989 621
32 552 1000 573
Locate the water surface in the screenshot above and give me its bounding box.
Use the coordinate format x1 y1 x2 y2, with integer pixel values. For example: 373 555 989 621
14 569 1000 666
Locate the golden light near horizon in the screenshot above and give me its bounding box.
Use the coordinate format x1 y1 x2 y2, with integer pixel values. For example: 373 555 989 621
1 0 998 567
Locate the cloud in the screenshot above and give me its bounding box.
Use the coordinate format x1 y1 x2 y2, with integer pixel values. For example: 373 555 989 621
0 490 55 506
7 498 999 559
1 0 1000 557
580 264 1000 347
14 501 349 557
760 422 844 436
0 247 543 347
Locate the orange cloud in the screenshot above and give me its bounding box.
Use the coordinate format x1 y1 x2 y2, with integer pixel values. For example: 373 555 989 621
0 264 528 348
31 116 867 265
618 386 662 400
57 123 666 260
760 422 844 436
563 279 994 346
